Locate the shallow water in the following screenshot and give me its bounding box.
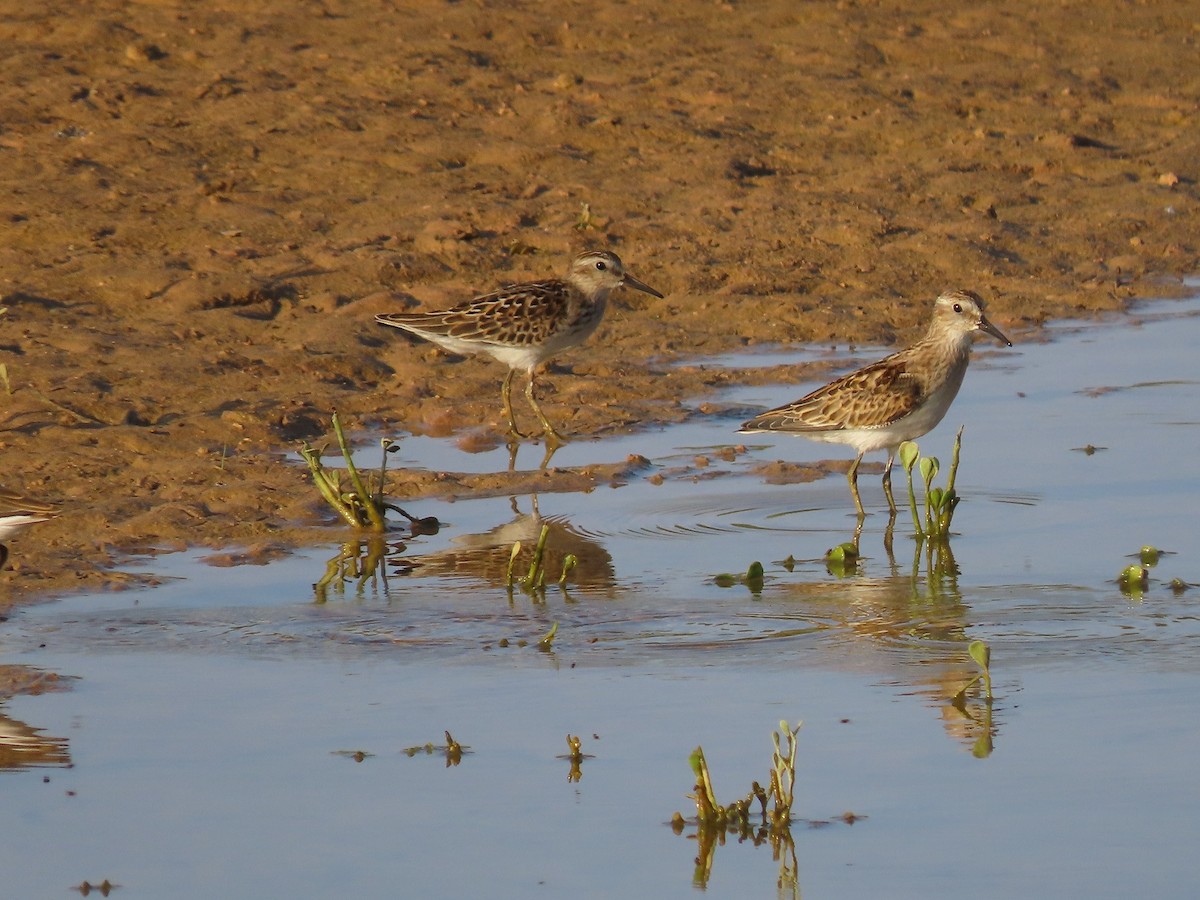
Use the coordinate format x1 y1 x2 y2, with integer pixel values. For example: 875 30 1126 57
2 294 1198 898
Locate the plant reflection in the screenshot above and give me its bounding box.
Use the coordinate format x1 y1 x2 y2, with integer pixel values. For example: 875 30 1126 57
784 519 1003 755
672 721 823 895
313 535 406 603
681 818 799 896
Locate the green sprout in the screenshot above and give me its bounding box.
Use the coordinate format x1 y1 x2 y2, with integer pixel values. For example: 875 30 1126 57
767 719 803 828
824 542 860 578
537 622 559 650
899 426 965 538
331 749 375 762
505 525 577 598
300 411 387 531
300 413 438 534
713 561 765 591
402 731 467 767
561 734 591 783
683 719 804 831
675 722 822 891
1118 564 1149 597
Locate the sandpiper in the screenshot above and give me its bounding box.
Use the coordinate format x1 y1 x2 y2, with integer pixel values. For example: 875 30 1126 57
376 250 662 445
739 290 1012 516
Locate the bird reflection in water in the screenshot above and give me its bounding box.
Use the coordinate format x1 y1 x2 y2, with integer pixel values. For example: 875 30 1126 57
402 495 616 600
0 665 72 771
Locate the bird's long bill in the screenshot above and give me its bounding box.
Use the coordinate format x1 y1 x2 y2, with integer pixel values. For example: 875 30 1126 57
622 272 664 299
979 314 1012 347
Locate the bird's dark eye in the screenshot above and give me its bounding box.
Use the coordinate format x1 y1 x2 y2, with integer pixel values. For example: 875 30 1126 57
595 260 607 271
953 303 963 313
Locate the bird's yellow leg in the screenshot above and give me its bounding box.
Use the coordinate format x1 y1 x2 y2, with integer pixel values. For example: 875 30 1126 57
882 451 897 514
502 369 531 440
847 453 866 518
525 373 566 448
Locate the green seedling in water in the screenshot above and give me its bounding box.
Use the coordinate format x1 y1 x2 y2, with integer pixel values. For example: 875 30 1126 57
537 622 559 650
74 881 118 897
824 542 860 578
403 731 467 766
560 734 593 783
676 721 824 892
682 719 804 830
525 525 551 588
768 719 803 828
558 554 578 585
899 427 965 538
1119 546 1187 597
714 561 765 591
331 749 375 762
301 413 439 534
564 734 590 764
506 527 577 598
1118 564 1149 596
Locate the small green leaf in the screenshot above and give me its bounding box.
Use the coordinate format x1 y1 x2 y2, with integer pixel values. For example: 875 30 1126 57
1139 545 1161 566
899 441 920 472
558 554 578 585
505 541 522 585
919 456 940 483
824 542 860 564
744 561 765 592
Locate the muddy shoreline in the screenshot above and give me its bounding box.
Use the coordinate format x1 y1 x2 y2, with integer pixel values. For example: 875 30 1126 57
2 0 1197 605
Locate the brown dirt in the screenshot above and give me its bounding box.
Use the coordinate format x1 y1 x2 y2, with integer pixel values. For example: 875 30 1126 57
2 0 1197 606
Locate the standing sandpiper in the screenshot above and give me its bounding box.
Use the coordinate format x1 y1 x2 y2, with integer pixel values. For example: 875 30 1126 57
739 290 1012 516
376 250 662 445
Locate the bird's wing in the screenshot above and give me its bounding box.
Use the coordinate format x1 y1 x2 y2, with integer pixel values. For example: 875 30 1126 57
376 281 571 346
741 355 925 433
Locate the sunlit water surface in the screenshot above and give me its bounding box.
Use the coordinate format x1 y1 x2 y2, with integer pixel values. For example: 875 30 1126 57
2 294 1198 899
